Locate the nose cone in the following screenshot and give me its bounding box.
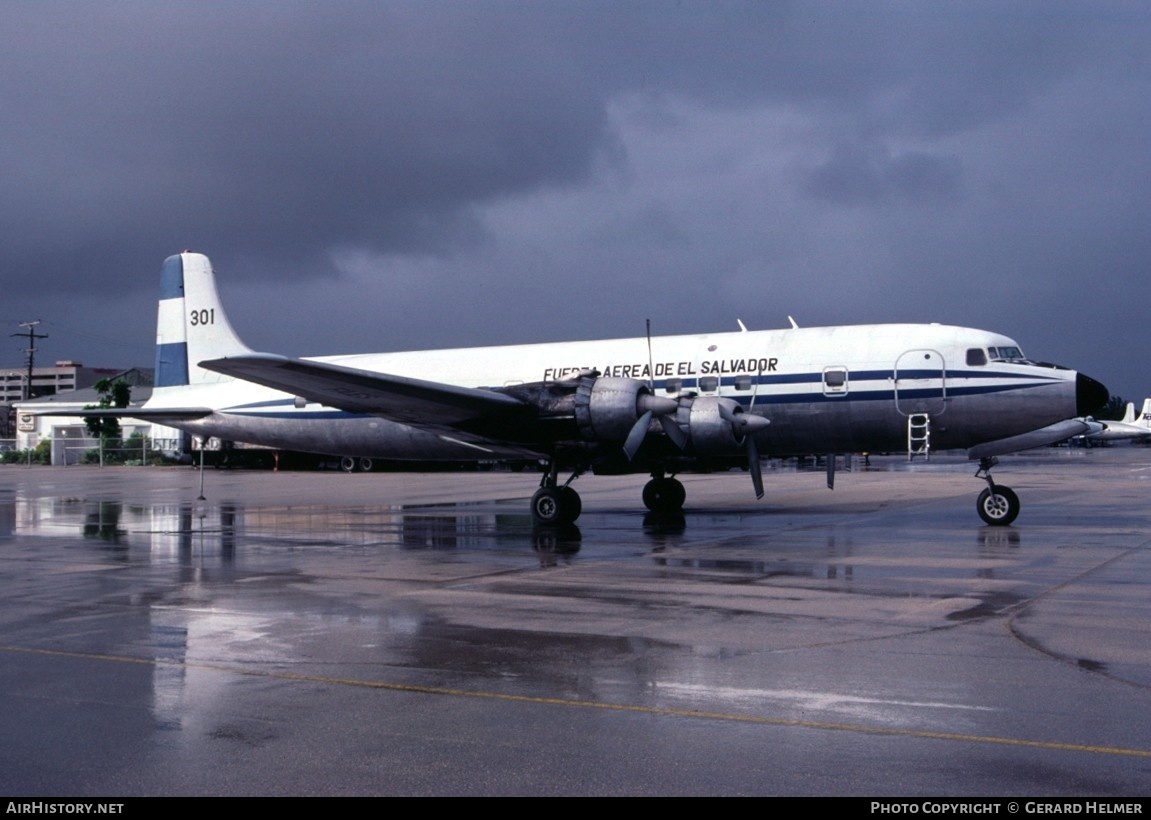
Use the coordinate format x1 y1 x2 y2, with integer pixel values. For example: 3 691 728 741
1076 373 1109 417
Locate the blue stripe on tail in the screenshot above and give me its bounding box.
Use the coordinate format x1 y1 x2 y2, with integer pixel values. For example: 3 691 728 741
154 255 189 387
154 342 190 387
159 253 184 299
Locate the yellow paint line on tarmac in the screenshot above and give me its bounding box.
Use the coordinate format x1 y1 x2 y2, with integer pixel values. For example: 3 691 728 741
6 643 1150 759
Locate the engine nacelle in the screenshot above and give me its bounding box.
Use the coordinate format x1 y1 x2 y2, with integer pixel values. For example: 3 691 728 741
574 376 653 442
676 396 757 456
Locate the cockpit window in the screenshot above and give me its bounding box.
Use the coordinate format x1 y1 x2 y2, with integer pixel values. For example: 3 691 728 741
966 348 988 366
988 346 1026 362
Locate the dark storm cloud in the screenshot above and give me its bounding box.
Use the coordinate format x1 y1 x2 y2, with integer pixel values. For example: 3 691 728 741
2 2 620 290
804 144 964 205
2 1 1110 290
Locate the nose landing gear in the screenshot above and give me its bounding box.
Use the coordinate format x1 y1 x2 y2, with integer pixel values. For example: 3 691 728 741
975 457 1020 526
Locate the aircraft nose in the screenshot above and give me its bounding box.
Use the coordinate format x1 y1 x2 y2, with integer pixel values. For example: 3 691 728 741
1076 372 1109 417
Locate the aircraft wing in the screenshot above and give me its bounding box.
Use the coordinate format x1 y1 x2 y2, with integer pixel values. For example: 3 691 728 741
1085 419 1150 441
967 419 1092 459
200 353 529 426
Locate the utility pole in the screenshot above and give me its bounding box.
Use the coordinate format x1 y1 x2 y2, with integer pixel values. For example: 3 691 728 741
11 321 48 401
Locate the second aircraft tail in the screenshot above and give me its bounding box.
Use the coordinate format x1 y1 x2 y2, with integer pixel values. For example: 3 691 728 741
1139 399 1151 429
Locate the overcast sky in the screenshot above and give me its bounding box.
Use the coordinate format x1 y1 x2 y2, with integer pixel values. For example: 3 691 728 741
2 1 1148 405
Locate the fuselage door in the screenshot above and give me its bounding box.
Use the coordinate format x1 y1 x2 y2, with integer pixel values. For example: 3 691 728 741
894 349 947 416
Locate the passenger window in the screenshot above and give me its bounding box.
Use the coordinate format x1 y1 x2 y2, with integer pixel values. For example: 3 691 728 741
734 375 753 391
823 367 848 395
966 348 988 366
664 378 682 394
699 376 719 393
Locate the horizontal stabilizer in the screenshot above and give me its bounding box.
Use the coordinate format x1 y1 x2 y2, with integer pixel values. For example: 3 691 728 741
33 407 214 420
200 353 527 425
967 419 1091 460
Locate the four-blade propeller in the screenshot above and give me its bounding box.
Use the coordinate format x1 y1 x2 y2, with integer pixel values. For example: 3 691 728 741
622 391 770 500
718 402 771 499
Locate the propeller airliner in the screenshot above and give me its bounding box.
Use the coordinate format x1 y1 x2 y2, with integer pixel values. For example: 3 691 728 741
82 252 1109 527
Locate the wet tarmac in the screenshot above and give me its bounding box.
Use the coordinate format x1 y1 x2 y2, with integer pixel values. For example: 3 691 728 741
2 448 1150 796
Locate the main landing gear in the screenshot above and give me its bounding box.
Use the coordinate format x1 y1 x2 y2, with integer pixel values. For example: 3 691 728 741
531 464 583 526
529 467 689 525
974 456 1020 526
530 483 582 525
340 456 374 473
642 474 686 514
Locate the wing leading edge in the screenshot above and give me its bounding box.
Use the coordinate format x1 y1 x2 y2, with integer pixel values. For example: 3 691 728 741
199 353 528 425
966 418 1091 460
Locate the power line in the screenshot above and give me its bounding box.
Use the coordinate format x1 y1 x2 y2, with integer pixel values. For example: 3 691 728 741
11 321 48 401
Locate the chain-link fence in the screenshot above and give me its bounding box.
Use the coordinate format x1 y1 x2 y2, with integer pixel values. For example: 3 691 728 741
54 435 170 466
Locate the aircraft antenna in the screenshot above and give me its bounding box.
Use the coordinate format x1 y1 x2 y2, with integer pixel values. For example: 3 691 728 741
645 319 655 389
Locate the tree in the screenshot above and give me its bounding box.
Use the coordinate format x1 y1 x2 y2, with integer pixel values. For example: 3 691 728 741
84 379 131 441
1097 394 1128 421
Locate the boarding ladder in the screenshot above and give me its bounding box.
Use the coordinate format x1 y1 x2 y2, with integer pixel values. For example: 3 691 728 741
908 413 931 461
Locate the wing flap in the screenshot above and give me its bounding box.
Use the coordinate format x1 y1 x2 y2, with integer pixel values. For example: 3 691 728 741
199 353 527 425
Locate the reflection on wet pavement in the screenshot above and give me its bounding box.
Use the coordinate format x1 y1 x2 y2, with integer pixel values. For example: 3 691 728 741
2 450 1150 795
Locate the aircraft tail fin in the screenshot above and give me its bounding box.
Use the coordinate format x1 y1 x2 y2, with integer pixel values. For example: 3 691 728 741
1140 399 1151 428
154 252 252 388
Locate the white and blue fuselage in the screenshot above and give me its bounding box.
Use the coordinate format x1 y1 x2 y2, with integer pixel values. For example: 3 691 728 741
130 252 1105 524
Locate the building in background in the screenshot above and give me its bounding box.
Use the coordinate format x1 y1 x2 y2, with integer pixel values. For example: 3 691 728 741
4 367 169 462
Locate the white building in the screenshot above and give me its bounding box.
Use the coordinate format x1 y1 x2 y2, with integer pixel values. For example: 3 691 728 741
1 361 118 404
9 368 181 464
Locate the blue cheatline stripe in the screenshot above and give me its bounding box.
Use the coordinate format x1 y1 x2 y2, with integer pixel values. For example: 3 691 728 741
159 254 185 300
155 341 189 387
216 378 1054 419
645 368 1061 394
